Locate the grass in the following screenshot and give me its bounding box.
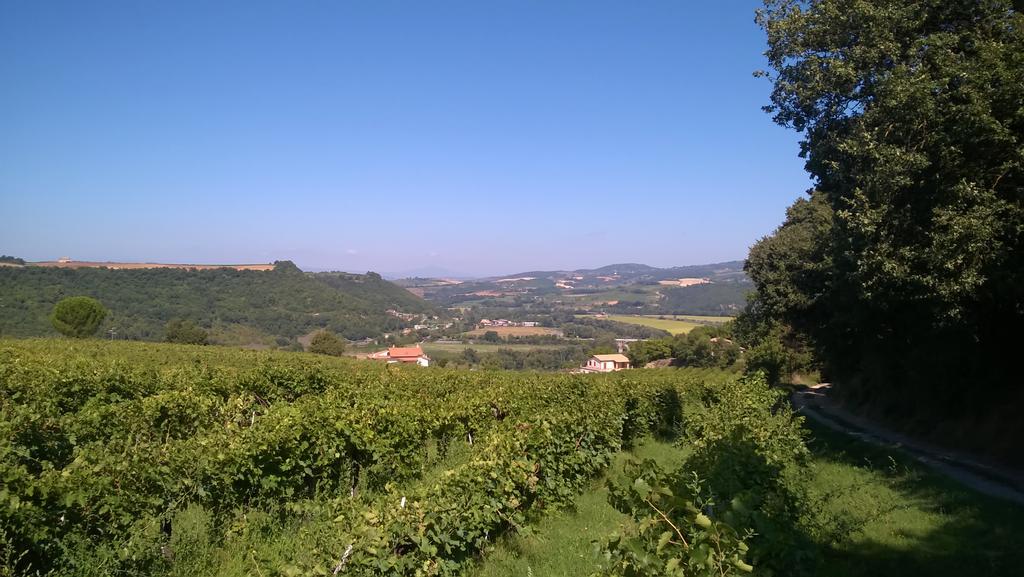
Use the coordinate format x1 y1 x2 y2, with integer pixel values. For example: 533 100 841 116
802 421 1024 576
602 314 701 335
470 439 687 577
470 422 1024 577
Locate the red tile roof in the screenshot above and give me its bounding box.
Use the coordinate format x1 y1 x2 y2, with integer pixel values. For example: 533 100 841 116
388 346 426 359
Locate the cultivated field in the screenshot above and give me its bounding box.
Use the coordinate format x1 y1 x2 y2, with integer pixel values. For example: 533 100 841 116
465 326 563 337
602 314 701 334
644 314 733 323
3 338 1021 577
0 338 725 576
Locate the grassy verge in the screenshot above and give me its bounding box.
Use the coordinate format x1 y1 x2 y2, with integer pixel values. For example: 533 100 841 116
470 423 1024 577
470 439 687 577
804 421 1024 576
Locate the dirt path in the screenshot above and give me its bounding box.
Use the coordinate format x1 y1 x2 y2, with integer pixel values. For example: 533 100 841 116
792 383 1024 506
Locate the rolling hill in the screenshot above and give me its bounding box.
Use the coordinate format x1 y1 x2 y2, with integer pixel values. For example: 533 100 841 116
402 260 751 316
0 261 435 345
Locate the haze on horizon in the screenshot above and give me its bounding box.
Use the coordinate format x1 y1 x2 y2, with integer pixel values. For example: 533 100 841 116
1 1 811 277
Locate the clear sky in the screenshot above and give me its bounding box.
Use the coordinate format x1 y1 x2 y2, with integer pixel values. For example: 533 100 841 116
1 1 811 277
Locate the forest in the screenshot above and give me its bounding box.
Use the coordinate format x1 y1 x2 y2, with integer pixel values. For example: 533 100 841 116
0 262 433 345
734 0 1024 467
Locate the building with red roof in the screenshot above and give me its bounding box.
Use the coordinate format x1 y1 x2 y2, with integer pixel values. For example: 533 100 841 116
368 345 431 367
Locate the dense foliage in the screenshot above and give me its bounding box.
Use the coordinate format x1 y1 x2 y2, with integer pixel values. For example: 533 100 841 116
164 319 209 345
600 374 816 576
0 338 734 576
744 0 1024 462
626 325 741 370
463 346 590 371
49 297 108 339
308 330 346 356
0 263 433 344
558 316 671 341
626 283 750 317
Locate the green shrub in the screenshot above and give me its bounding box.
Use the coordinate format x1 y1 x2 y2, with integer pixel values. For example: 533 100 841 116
600 374 818 576
50 296 107 338
165 319 209 345
603 461 755 576
743 337 788 385
308 330 346 356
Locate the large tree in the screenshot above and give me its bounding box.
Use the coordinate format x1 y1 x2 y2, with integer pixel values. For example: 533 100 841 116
308 330 346 356
753 0 1023 443
50 296 107 338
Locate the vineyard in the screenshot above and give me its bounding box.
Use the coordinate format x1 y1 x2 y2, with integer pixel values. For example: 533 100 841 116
0 340 852 575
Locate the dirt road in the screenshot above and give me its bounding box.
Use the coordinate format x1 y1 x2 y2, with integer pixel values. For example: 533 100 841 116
792 383 1024 506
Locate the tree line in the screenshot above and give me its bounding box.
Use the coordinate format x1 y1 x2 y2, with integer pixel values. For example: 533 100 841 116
0 262 433 345
738 0 1023 465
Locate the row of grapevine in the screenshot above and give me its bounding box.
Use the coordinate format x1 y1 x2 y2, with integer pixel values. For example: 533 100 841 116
0 339 732 576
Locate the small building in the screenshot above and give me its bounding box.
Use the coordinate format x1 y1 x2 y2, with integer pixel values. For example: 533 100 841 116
369 346 431 367
614 338 640 354
580 353 631 373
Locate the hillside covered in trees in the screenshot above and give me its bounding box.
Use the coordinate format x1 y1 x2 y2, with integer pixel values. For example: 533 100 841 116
0 262 434 345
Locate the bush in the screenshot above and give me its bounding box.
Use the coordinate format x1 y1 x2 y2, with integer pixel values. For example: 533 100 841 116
627 339 673 367
683 374 816 574
604 462 755 576
50 296 107 338
164 319 208 345
744 337 788 385
308 330 346 356
601 374 818 576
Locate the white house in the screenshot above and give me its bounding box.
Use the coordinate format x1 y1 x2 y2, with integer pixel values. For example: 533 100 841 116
580 353 631 373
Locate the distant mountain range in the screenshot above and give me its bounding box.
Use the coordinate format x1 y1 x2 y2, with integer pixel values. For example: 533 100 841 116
392 260 746 283
397 260 751 316
478 260 748 286
381 266 476 280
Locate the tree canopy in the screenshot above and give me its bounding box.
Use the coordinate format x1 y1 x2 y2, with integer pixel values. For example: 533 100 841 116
50 296 107 338
0 266 434 344
308 330 346 356
165 319 209 345
746 0 1023 459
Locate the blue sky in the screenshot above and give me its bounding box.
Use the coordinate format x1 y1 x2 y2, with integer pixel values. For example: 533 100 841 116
0 1 810 276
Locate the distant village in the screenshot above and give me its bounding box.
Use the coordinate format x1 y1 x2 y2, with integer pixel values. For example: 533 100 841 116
476 318 540 328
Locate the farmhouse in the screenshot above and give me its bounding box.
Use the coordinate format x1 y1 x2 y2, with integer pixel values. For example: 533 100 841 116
368 346 431 367
580 353 631 373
